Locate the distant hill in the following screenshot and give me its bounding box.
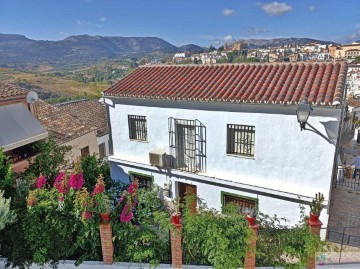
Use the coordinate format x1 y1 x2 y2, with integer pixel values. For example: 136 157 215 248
239 37 337 49
0 34 184 67
0 34 338 68
178 44 204 53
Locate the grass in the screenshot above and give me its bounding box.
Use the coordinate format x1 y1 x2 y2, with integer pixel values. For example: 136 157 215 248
0 68 108 97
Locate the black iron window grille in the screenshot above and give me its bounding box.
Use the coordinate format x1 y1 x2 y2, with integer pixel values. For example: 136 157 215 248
227 124 255 157
169 118 206 173
223 194 256 214
128 115 147 141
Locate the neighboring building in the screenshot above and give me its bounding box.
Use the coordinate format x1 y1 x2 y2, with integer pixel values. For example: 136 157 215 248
0 83 48 173
104 62 347 226
35 100 99 162
173 52 192 63
54 99 110 158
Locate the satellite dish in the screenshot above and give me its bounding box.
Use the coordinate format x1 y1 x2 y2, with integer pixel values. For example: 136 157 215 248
26 91 38 104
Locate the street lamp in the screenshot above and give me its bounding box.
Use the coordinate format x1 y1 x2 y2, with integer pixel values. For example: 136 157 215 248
296 98 313 131
295 98 335 145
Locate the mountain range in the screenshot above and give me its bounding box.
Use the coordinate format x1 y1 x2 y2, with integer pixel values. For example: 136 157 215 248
0 34 337 68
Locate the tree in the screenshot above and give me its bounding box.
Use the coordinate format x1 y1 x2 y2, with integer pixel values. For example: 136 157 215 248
24 138 71 185
0 190 16 231
208 45 216 52
80 155 112 191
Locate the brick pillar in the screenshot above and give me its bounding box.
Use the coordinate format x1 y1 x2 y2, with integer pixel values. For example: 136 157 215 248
244 224 259 269
307 219 322 269
99 223 114 265
170 222 182 269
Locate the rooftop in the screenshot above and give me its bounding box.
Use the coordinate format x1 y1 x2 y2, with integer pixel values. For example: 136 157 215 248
104 62 348 106
0 82 28 99
35 100 94 144
54 98 108 137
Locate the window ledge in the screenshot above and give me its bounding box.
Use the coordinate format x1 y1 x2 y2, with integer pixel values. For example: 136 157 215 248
226 154 255 160
129 139 148 143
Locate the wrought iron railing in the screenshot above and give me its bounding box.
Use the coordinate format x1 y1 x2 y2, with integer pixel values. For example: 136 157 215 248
335 165 360 189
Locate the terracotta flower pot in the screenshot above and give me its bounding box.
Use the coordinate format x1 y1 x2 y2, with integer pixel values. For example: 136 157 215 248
100 213 111 224
171 214 181 224
310 212 319 222
246 216 256 226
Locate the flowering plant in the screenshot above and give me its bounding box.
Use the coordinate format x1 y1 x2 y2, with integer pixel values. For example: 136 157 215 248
92 175 111 214
119 179 139 223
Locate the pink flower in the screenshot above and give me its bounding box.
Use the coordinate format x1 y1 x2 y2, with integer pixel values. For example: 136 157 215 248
82 211 92 221
120 203 133 223
128 183 138 194
68 174 78 189
92 185 105 196
54 172 65 185
58 196 65 202
36 176 47 189
76 173 84 190
68 173 84 190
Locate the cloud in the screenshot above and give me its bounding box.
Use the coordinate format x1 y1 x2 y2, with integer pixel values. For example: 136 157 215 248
343 29 360 43
96 24 104 28
99 16 106 22
76 19 83 26
222 8 237 16
59 31 70 36
309 5 316 12
258 2 292 16
224 34 235 43
245 27 270 36
356 23 360 28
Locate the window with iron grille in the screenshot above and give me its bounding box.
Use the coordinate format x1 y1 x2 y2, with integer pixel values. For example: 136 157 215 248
222 192 257 214
129 172 153 189
227 124 255 157
169 118 206 173
128 115 147 141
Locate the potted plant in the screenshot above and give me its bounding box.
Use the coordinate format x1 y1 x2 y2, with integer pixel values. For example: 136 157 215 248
244 207 257 226
309 192 324 222
171 197 181 224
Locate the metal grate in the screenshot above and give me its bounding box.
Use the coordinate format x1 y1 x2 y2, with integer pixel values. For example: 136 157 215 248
223 194 256 214
128 115 147 141
169 118 206 173
227 124 255 157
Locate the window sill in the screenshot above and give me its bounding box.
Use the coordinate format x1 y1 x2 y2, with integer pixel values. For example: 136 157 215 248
129 139 148 143
226 154 255 160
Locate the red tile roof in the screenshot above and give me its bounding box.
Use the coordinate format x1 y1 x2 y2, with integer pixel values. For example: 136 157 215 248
0 82 28 98
104 62 348 106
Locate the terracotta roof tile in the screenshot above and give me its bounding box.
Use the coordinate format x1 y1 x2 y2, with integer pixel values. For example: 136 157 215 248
0 82 28 98
104 62 348 106
35 100 94 144
54 99 109 137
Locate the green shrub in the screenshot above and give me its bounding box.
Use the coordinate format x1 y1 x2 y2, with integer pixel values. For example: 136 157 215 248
182 196 251 268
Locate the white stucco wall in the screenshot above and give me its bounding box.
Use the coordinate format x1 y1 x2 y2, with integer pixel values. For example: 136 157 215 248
107 98 340 225
97 134 110 157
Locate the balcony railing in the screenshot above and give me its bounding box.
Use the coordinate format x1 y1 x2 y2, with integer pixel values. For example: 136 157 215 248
335 165 360 189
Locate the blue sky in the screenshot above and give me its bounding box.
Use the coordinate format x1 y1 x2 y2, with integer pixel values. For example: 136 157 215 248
0 0 359 46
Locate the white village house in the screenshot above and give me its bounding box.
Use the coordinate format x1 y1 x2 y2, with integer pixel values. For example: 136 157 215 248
103 62 347 226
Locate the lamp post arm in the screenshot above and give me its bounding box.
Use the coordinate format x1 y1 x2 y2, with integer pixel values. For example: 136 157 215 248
303 122 336 146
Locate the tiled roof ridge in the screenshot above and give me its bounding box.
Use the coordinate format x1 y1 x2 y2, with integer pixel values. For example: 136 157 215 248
0 82 28 98
104 61 348 106
53 98 90 107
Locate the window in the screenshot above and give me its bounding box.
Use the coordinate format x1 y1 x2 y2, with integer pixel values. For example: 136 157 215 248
98 142 106 158
227 124 255 157
81 146 90 157
129 172 153 189
128 115 147 141
169 118 206 173
222 192 257 214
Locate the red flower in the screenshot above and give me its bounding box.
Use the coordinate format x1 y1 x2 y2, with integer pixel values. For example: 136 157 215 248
36 176 47 189
82 211 92 221
68 173 84 190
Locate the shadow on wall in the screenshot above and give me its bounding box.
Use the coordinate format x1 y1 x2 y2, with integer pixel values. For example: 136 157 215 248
110 162 130 183
321 120 339 142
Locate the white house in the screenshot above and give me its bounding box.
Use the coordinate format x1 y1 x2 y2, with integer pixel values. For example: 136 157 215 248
104 62 348 226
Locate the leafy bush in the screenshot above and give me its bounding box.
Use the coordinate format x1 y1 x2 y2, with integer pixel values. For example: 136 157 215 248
0 148 15 198
182 196 251 268
80 155 111 191
256 207 331 268
112 186 171 266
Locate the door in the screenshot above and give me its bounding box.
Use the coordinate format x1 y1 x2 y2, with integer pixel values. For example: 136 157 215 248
178 182 197 215
175 123 196 171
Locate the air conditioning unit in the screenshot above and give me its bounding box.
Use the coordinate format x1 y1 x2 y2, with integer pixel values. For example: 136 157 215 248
149 150 166 167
